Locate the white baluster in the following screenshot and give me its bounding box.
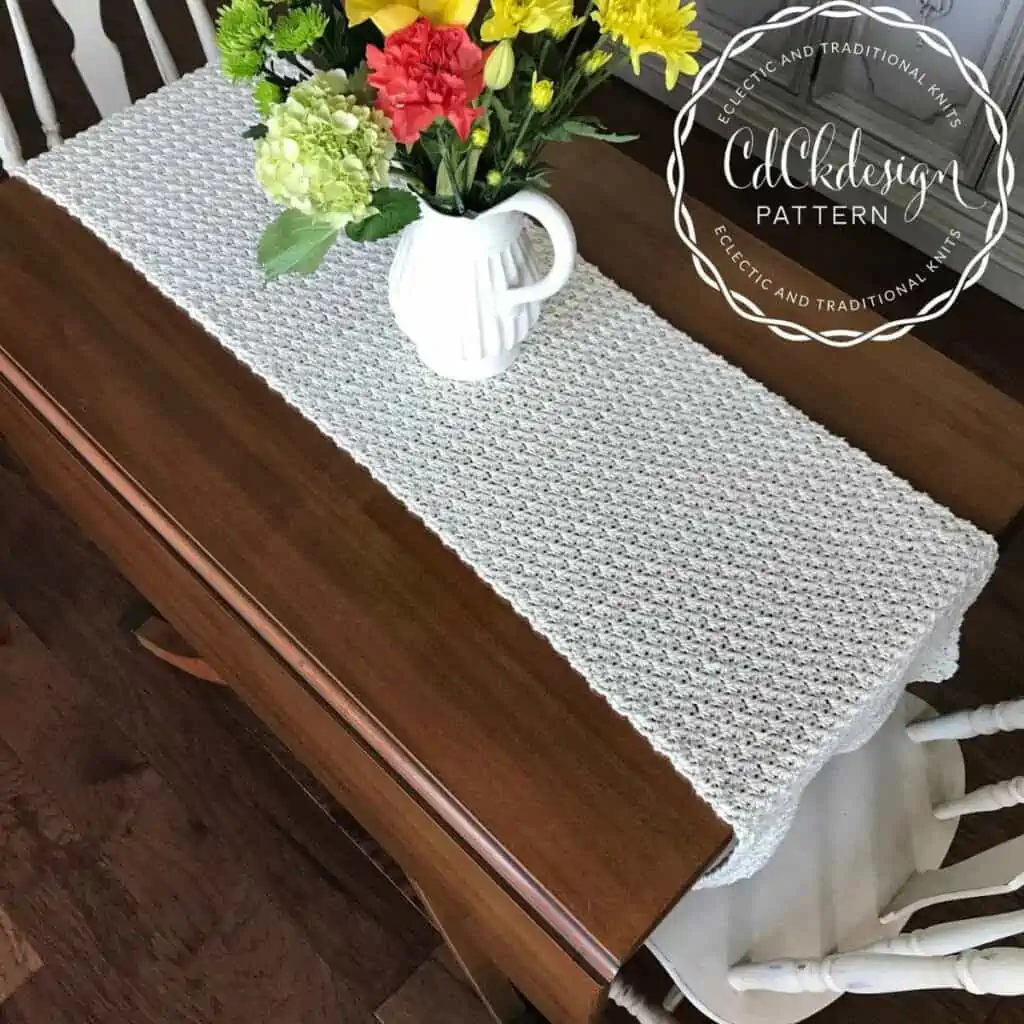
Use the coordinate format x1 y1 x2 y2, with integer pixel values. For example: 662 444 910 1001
608 978 680 1024
184 0 219 64
4 0 61 149
909 699 1024 743
862 909 1024 957
49 0 131 119
882 834 1024 923
130 0 180 84
0 88 23 168
728 949 1024 996
935 777 1024 821
2 0 210 166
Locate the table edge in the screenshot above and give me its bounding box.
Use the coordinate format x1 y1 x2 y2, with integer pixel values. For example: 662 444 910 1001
0 339 638 983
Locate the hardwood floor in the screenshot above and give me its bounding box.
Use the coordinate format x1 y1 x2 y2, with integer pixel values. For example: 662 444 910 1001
0 452 493 1023
1 3 1024 1023
0 908 40 1005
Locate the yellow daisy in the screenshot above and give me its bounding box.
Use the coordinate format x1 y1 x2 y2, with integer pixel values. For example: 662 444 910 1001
593 0 701 89
481 0 579 41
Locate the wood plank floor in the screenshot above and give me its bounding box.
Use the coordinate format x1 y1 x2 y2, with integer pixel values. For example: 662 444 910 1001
0 450 492 1023
1 3 1024 1022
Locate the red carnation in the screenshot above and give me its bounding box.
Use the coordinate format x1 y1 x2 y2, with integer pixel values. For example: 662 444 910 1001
367 18 486 145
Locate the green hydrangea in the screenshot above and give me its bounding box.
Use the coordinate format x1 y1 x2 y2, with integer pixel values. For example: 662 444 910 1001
254 71 395 225
253 78 283 117
272 7 329 53
217 0 271 81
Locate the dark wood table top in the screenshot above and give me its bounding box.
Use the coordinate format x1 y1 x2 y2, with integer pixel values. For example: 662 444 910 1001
0 176 729 985
1 138 1023 987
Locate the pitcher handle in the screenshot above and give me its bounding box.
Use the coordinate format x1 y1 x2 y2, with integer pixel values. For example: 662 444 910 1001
496 191 577 310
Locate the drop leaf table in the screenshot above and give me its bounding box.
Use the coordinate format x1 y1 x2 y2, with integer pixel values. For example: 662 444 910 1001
2 75 1024 1023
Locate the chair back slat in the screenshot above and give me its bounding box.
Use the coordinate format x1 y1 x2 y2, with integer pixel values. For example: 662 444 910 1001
882 833 1024 924
184 0 219 64
862 907 1024 958
1 0 216 166
50 0 131 118
935 776 1024 821
5 0 61 150
0 89 23 167
130 0 180 86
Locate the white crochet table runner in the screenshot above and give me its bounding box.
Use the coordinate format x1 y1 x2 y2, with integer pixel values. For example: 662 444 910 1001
16 67 997 888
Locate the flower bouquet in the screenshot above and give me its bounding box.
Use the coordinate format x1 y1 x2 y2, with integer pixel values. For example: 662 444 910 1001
217 0 700 376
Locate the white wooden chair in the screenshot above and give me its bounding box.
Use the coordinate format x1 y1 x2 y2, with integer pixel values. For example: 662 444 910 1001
648 693 1024 1024
0 0 217 169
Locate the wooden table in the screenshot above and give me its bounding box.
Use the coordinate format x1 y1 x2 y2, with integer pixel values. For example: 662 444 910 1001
1 141 1023 1024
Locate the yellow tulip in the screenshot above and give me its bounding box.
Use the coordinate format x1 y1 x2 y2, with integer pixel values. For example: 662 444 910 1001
483 38 516 89
346 0 478 35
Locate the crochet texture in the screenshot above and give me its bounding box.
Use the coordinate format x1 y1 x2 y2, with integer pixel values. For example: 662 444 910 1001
16 68 997 887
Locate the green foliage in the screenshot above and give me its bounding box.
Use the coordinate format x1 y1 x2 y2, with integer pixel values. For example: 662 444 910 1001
489 94 511 134
272 6 330 52
216 0 271 80
435 159 456 200
543 117 638 144
258 209 341 279
315 5 382 73
218 0 375 84
345 189 421 241
252 79 283 117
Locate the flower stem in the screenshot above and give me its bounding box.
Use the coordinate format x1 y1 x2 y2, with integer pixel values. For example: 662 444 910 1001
536 34 553 78
439 123 466 215
547 38 599 121
561 0 597 70
570 53 625 106
501 106 535 177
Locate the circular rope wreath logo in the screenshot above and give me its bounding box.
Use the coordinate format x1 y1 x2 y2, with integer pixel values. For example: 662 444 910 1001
668 1 1015 346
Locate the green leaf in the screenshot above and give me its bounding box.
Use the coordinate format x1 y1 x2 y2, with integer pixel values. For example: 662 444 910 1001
345 188 420 242
543 118 639 144
541 122 573 143
242 123 268 139
258 210 340 280
435 158 455 199
463 146 483 190
490 94 511 134
418 134 441 162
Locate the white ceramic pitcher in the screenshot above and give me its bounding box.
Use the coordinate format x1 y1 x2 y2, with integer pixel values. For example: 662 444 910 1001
388 190 577 381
